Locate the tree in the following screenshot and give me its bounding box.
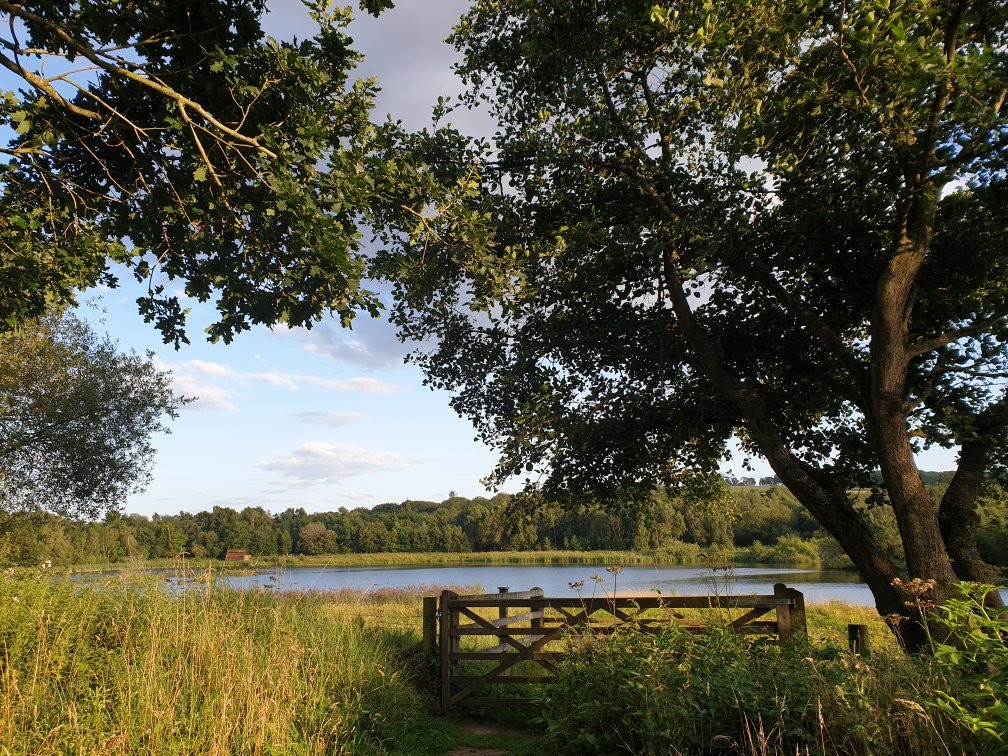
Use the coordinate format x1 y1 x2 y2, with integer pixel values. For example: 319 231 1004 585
0 309 183 518
0 0 395 344
381 0 1008 650
296 522 333 556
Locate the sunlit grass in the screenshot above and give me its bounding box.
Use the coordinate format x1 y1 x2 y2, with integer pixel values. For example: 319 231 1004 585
0 568 463 755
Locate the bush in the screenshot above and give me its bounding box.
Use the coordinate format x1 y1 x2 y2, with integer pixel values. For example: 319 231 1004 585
924 583 1008 752
537 619 993 755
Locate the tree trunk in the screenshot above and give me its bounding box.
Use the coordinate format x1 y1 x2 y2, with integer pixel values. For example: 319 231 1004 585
868 191 959 625
660 249 935 650
940 397 1008 608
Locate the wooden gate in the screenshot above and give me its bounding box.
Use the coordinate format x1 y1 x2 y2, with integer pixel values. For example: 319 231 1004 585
435 583 806 712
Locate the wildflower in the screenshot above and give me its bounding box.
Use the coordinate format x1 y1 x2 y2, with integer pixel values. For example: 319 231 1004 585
11 596 18 603
569 580 584 590
884 613 906 627
605 566 624 575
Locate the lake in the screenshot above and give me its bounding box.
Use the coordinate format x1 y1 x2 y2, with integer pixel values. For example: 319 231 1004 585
217 564 879 605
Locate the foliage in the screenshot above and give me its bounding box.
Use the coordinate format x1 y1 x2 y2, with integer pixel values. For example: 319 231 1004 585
538 623 989 755
0 309 183 518
380 0 1008 636
3 482 1006 569
924 583 1008 750
0 0 401 344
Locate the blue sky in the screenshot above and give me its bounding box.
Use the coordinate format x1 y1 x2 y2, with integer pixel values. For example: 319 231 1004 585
12 1 956 517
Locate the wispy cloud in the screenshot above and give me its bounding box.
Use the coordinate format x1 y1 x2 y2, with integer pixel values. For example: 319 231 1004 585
292 411 366 427
156 358 406 410
259 442 423 489
339 490 373 502
288 317 411 370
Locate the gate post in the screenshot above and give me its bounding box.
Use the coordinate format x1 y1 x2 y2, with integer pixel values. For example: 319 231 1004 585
439 589 457 713
787 587 807 640
422 596 437 658
530 587 543 630
774 583 793 641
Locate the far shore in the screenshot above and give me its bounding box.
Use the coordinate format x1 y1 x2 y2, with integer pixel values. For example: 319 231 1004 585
61 548 854 574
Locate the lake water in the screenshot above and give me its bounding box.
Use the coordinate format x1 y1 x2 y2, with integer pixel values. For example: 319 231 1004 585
218 564 879 605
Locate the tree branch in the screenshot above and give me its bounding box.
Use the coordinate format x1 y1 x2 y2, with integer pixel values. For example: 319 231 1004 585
0 0 278 159
908 314 1006 357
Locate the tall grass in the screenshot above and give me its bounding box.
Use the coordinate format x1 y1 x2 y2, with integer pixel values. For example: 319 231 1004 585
0 568 454 755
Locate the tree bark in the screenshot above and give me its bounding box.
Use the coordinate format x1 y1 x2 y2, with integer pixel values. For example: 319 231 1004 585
868 191 958 604
940 396 1008 607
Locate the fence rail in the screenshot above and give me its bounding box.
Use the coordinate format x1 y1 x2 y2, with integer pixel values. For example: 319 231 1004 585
425 582 806 712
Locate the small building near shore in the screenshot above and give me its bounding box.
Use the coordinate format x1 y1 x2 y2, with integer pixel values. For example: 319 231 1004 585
223 548 251 563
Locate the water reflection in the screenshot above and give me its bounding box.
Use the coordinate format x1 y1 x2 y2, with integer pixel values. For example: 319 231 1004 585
220 564 877 605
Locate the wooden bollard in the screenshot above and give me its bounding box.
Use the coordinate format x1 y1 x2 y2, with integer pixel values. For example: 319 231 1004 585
848 623 870 656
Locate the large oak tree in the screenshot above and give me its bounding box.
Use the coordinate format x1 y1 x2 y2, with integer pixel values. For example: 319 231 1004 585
380 0 1008 650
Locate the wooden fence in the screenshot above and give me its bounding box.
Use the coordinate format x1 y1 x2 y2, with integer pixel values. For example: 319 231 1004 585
422 583 806 712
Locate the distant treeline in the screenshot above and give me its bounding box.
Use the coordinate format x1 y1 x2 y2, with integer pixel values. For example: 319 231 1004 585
2 475 1005 569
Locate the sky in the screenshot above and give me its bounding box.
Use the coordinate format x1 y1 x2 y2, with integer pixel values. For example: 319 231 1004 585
76 1 504 517
13 1 957 517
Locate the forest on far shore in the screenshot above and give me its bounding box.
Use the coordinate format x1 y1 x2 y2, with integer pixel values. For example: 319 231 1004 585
2 475 1005 571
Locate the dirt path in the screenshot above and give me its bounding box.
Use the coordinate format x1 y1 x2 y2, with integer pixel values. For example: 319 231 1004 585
444 719 528 756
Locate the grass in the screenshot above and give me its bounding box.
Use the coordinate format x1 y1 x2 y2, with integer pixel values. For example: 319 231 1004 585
4 564 998 755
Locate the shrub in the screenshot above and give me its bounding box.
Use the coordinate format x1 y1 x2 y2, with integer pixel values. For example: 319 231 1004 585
923 583 1008 753
537 621 987 754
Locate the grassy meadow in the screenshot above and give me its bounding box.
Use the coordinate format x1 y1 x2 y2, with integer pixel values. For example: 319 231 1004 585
1 565 1004 755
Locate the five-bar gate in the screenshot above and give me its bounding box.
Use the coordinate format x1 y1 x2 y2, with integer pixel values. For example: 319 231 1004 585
432 583 806 712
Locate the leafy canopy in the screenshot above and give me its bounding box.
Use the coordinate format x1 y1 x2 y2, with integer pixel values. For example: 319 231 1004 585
0 0 397 345
384 0 1008 497
377 0 1008 641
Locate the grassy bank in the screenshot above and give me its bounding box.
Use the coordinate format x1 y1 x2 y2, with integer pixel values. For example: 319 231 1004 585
64 543 854 574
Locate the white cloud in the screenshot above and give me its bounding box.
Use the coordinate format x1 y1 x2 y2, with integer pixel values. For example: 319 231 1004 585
339 490 373 502
259 442 423 488
293 315 411 370
156 358 406 410
292 411 366 427
305 376 405 395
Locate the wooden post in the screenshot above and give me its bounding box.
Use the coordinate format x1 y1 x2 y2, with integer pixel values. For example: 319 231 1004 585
787 587 807 640
439 590 455 713
422 596 437 659
848 623 870 657
530 587 543 630
497 587 509 676
774 583 793 642
497 586 510 623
